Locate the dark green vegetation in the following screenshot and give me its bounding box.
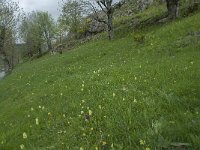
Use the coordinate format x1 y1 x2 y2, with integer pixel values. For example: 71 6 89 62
0 7 200 150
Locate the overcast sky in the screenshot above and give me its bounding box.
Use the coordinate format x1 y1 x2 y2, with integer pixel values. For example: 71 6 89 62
13 0 62 20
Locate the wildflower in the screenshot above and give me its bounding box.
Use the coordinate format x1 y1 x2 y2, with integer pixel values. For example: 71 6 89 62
81 111 84 114
48 112 51 116
81 88 84 91
89 110 92 116
60 93 63 96
42 106 45 110
113 93 116 97
31 107 34 111
98 105 102 109
134 97 137 103
135 77 137 80
123 98 125 101
57 131 62 134
82 84 84 87
146 146 150 150
35 118 39 125
82 133 86 136
81 100 85 103
27 115 30 118
38 105 41 109
95 147 98 150
80 147 84 150
90 128 94 131
102 141 107 146
20 144 25 149
169 121 175 124
140 139 145 145
23 132 27 139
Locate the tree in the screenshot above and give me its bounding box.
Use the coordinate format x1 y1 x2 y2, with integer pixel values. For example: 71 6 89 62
55 21 68 44
20 12 44 57
36 12 56 52
166 0 179 20
20 11 56 57
0 0 20 72
87 0 125 40
60 0 87 39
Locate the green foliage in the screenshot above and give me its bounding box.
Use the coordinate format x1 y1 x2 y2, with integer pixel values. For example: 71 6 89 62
0 9 200 150
179 2 200 17
20 11 56 58
0 0 20 70
59 0 88 38
133 33 145 43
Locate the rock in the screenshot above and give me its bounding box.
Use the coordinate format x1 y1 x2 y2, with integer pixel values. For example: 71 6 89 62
137 0 154 12
87 19 106 34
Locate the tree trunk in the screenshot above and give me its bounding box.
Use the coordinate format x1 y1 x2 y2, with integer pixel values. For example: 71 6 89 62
0 26 11 72
28 48 33 58
166 0 179 20
38 44 42 56
47 40 52 52
44 30 52 52
3 56 11 72
107 12 114 40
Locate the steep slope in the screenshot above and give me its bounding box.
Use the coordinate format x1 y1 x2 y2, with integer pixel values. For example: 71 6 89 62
0 11 200 149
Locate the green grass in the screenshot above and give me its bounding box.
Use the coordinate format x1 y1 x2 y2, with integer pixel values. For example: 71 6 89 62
0 9 200 150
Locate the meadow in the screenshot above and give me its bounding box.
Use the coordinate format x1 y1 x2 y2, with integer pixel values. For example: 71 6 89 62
0 7 200 150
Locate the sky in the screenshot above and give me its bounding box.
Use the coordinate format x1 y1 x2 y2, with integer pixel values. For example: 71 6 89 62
13 0 62 20
13 0 120 20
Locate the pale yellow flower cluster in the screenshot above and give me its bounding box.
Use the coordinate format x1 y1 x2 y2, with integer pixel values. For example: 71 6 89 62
35 118 39 125
23 132 27 139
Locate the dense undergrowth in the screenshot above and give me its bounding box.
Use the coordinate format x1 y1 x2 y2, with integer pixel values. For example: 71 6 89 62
0 5 200 150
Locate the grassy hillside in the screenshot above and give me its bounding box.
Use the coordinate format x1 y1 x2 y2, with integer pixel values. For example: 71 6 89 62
0 9 200 150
